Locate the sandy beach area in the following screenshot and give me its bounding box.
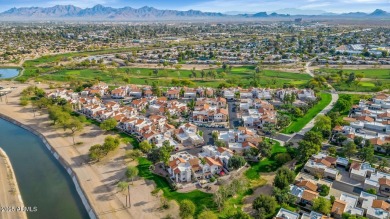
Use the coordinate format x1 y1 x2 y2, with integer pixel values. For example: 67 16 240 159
0 148 28 219
0 81 178 219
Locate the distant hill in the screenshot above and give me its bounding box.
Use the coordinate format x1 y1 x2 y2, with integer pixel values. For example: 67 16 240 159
0 5 389 21
273 8 328 16
0 4 226 20
369 9 389 16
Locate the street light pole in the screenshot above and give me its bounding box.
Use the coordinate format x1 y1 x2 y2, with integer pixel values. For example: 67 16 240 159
127 185 131 208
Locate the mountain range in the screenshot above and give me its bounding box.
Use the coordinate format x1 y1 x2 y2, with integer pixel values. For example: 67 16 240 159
0 5 389 21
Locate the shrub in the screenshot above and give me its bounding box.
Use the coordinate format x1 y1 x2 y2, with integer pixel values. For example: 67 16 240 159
319 185 330 196
275 153 292 165
367 188 377 195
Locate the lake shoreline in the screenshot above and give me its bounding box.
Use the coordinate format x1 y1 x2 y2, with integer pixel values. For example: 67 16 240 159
0 67 22 80
0 113 97 219
0 148 28 219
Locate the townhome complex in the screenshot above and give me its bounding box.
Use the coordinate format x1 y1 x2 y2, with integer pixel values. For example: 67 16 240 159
332 93 390 154
289 150 390 219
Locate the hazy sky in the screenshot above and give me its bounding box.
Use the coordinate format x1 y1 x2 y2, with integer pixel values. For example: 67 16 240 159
1 0 389 13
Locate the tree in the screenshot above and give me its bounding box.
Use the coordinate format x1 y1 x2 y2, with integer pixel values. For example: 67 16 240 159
57 112 72 131
228 155 246 170
275 153 292 166
198 210 218 219
347 72 356 84
273 167 295 190
89 144 105 161
314 115 332 136
312 197 331 215
273 187 296 205
160 143 174 166
298 140 320 162
34 97 51 109
20 96 29 106
139 141 153 153
126 165 139 184
125 149 143 161
381 143 390 155
117 181 128 192
359 145 376 164
231 211 252 219
367 188 377 195
319 185 330 196
147 148 161 164
277 114 291 130
335 98 352 113
48 105 64 125
100 118 118 131
343 141 357 159
354 136 364 147
303 131 323 146
253 195 277 216
378 159 389 172
179 200 195 219
328 146 337 156
211 131 219 141
103 136 120 152
67 118 84 145
258 140 272 158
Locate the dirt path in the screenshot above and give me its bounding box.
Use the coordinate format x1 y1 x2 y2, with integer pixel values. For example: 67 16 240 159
0 81 178 219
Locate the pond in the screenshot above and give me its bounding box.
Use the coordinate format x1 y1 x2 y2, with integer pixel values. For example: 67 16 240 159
0 68 20 79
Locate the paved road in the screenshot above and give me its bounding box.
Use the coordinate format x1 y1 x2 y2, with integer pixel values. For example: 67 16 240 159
275 133 293 142
228 102 241 128
297 92 339 136
297 60 339 136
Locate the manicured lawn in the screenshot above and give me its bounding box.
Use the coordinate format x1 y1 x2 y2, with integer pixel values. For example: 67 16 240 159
245 142 287 180
137 158 214 215
319 68 390 79
218 189 254 219
33 64 311 88
282 93 332 134
359 81 375 87
119 132 139 149
316 68 390 92
332 82 383 92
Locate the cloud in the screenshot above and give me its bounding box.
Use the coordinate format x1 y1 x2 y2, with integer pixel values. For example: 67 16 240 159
300 2 332 9
180 0 390 13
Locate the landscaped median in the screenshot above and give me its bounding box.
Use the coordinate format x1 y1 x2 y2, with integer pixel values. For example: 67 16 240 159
282 92 332 134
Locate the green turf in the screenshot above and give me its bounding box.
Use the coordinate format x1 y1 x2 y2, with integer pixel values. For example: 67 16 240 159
35 65 311 88
244 142 287 180
320 68 390 79
282 93 332 134
359 82 375 87
316 68 390 92
137 158 214 215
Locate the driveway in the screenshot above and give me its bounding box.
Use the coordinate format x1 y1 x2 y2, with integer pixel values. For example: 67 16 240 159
228 102 240 128
332 180 363 196
198 127 228 145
